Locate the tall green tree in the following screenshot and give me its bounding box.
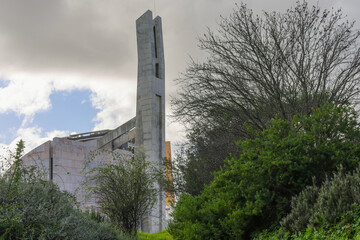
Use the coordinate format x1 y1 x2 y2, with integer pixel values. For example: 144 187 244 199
169 104 360 239
172 1 360 196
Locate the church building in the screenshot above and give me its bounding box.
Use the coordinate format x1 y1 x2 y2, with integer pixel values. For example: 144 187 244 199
22 10 169 234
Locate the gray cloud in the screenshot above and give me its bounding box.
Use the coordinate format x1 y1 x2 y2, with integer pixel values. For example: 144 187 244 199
0 0 134 79
0 0 358 82
0 0 358 144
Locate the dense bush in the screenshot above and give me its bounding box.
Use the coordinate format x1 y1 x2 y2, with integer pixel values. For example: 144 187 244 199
169 104 360 239
0 180 121 239
0 140 121 240
253 204 360 240
281 167 360 232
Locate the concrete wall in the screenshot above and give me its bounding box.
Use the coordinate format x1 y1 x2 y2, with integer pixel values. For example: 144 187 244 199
52 137 99 208
97 117 136 150
22 140 51 179
22 138 99 209
135 10 166 233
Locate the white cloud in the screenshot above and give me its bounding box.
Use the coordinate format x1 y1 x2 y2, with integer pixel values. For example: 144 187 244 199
0 75 52 119
0 126 69 171
166 119 186 144
15 127 69 154
89 80 136 130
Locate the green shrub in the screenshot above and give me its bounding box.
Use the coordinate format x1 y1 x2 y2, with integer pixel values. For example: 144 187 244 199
169 104 360 239
85 207 106 223
253 204 360 239
0 140 121 240
0 175 122 239
282 167 360 232
279 182 319 233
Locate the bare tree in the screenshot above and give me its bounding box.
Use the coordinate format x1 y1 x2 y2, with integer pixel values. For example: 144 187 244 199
173 1 360 132
172 1 360 195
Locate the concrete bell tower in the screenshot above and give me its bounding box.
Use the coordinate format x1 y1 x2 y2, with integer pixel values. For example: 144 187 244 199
135 10 166 233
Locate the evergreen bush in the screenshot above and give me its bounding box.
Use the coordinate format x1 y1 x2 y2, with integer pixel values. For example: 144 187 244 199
282 167 360 232
253 204 360 240
0 140 121 240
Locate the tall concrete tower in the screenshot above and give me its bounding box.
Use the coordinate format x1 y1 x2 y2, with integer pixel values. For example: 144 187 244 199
135 10 166 233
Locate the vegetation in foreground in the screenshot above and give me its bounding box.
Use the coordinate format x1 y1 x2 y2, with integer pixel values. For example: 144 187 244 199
254 204 360 240
83 149 164 234
0 140 166 239
0 140 123 240
138 230 173 240
252 163 360 239
169 1 360 238
169 104 360 239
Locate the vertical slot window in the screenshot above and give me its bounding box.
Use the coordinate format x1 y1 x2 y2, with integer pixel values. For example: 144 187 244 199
155 63 160 78
153 26 158 58
49 142 53 181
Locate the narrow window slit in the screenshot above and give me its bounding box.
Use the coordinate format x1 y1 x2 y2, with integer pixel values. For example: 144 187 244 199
156 63 160 78
154 26 158 58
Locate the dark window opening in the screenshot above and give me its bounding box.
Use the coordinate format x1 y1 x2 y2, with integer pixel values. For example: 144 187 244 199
50 157 53 180
156 63 160 78
153 26 158 58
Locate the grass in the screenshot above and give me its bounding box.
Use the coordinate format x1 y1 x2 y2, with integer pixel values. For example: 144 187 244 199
138 230 173 240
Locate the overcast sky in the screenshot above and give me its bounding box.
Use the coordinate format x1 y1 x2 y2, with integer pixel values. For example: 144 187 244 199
0 0 359 154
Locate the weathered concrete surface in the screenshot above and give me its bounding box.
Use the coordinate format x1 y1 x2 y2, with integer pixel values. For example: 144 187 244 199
52 137 98 208
98 117 136 150
135 10 166 233
22 138 99 209
22 141 51 178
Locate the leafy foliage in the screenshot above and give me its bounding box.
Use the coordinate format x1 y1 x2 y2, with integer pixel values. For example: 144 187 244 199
83 150 164 234
282 166 360 232
253 204 360 240
169 104 360 239
169 142 237 197
0 140 121 240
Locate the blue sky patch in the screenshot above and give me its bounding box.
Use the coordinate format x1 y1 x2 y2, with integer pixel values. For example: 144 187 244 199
0 113 23 144
0 78 10 88
33 89 99 135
